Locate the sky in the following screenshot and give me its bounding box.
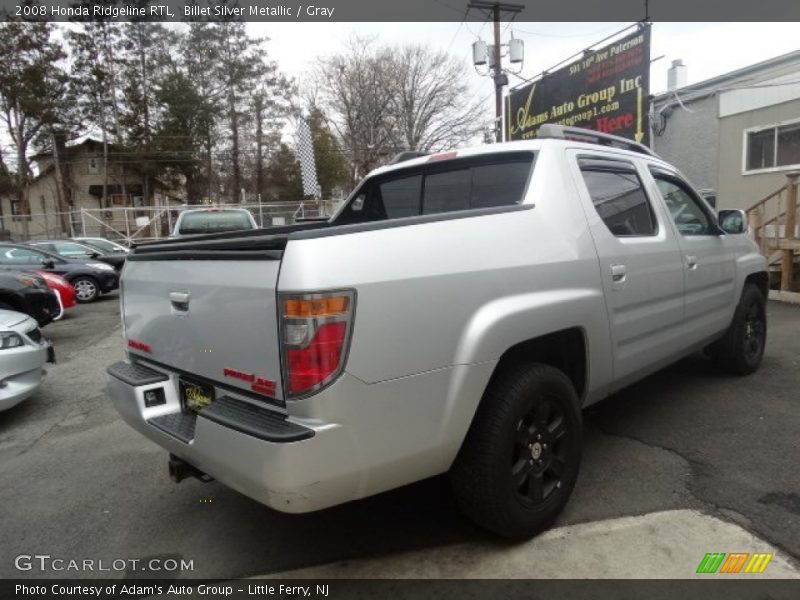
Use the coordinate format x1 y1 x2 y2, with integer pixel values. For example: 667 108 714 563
254 21 800 118
6 21 800 172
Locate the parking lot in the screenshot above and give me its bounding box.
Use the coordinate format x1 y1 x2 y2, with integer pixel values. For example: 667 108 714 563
1 295 799 579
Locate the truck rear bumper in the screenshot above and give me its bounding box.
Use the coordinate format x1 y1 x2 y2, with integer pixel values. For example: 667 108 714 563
106 360 360 513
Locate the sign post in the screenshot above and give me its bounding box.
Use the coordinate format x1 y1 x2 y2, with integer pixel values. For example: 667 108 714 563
505 25 651 145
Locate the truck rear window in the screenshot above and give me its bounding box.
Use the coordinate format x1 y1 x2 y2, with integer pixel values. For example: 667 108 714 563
178 210 254 235
381 175 422 219
335 153 534 224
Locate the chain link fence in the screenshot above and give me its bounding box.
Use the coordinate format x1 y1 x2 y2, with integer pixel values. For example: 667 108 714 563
1 199 343 244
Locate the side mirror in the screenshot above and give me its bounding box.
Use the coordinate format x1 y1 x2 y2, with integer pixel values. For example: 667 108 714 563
40 258 55 269
88 252 100 258
718 209 747 235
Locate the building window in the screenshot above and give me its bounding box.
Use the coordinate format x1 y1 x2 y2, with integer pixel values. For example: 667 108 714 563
777 123 800 167
745 121 800 172
88 157 99 173
10 200 31 221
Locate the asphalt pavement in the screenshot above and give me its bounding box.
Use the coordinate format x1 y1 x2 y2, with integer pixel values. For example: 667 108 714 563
0 295 798 579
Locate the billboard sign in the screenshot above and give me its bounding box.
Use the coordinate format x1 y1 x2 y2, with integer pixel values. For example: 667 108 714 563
505 25 651 145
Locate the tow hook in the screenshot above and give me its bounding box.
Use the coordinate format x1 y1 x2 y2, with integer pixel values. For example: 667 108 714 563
168 454 213 483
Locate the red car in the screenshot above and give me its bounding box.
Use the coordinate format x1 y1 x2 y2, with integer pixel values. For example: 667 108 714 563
37 270 76 318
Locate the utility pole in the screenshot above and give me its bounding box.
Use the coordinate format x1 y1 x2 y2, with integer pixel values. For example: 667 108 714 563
468 1 525 142
492 4 503 143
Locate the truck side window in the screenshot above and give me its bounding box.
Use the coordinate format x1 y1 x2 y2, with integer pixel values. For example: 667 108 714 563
651 176 713 236
379 175 423 219
471 161 531 208
578 159 657 237
423 169 471 214
423 161 532 214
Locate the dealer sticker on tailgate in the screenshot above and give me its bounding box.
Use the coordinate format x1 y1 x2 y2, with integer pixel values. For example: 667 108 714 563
180 377 215 413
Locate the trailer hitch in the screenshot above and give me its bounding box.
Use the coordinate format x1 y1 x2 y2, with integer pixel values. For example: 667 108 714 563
168 454 214 483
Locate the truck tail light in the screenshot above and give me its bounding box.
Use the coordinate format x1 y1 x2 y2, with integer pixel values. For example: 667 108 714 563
280 290 355 398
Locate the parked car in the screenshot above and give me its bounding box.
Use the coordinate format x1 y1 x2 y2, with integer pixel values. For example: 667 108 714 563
107 125 767 538
73 237 130 254
0 243 118 303
0 308 54 411
27 240 126 272
0 271 61 327
26 240 128 272
170 207 258 237
36 270 76 318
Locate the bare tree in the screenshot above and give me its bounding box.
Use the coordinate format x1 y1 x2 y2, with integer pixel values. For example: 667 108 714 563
390 45 485 152
312 37 487 182
313 36 398 181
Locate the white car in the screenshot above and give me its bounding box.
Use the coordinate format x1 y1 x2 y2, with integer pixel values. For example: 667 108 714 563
0 309 54 411
170 208 258 237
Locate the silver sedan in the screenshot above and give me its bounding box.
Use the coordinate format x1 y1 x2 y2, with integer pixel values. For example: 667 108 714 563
0 309 54 411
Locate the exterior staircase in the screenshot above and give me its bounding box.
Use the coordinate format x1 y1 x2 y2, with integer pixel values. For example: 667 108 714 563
746 171 800 300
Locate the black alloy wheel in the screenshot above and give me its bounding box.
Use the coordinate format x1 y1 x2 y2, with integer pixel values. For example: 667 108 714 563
742 299 766 364
511 395 570 506
450 363 582 538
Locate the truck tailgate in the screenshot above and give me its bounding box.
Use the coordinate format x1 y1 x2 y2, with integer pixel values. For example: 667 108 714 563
122 257 285 401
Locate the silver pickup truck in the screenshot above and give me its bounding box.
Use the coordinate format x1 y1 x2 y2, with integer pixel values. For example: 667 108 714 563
108 125 768 537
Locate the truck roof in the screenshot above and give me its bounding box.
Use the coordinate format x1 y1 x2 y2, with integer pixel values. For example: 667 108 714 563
370 140 546 177
371 132 670 180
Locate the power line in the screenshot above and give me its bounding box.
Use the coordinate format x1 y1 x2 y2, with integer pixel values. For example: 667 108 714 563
464 13 492 40
430 0 468 15
502 10 519 32
512 23 628 39
444 7 471 55
510 22 643 90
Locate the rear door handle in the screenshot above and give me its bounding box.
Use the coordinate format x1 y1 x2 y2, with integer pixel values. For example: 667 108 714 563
686 255 698 270
170 291 190 312
610 264 627 288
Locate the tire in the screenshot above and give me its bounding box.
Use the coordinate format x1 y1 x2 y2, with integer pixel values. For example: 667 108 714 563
450 363 583 538
71 276 99 303
710 283 767 375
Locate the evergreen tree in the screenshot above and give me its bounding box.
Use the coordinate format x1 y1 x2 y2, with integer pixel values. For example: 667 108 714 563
69 21 125 206
307 108 350 197
181 22 225 201
265 144 303 202
118 18 175 202
0 21 72 230
152 67 207 202
173 16 293 203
